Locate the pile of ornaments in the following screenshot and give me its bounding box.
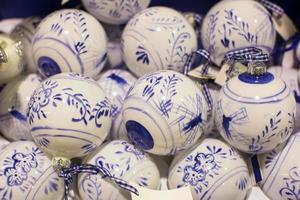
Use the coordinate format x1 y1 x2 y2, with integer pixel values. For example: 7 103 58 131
0 0 299 199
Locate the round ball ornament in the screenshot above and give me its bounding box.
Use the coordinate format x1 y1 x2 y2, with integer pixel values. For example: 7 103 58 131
201 0 276 66
11 16 42 73
32 9 107 78
258 132 300 199
122 70 209 155
0 135 9 151
215 63 296 154
78 140 160 200
121 7 197 77
82 0 151 25
0 141 64 200
168 138 251 200
97 69 137 140
27 72 112 159
0 74 41 141
0 34 24 84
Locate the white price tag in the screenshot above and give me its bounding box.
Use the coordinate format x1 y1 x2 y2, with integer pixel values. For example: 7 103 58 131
131 184 193 200
61 0 70 5
273 14 298 41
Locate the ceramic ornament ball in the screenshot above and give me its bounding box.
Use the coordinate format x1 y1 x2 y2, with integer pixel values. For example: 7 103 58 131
168 138 251 200
122 70 209 155
0 34 24 84
11 16 42 73
0 74 41 141
0 141 64 200
32 9 107 78
27 72 112 160
201 0 276 66
78 140 160 200
121 6 197 77
82 0 151 25
215 64 296 154
0 135 9 151
97 69 137 140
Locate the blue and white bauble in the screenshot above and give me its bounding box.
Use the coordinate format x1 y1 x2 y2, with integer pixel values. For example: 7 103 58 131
78 140 160 200
122 70 209 155
201 0 276 66
121 7 197 77
0 141 64 200
82 0 151 25
0 135 9 151
11 17 41 73
97 69 137 140
258 132 300 199
27 73 112 159
32 9 107 78
0 74 41 141
168 138 251 200
215 67 296 154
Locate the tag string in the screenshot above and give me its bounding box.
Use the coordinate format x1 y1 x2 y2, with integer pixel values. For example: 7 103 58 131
184 49 213 111
58 163 139 200
259 0 284 18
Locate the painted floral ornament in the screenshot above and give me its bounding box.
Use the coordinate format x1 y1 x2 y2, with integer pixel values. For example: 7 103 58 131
122 6 197 77
97 69 137 140
258 132 300 199
168 138 251 200
123 70 209 155
0 34 24 84
201 0 276 66
82 0 151 25
0 74 41 141
11 16 41 73
32 9 107 78
78 140 160 200
0 141 64 200
27 72 112 159
215 63 296 154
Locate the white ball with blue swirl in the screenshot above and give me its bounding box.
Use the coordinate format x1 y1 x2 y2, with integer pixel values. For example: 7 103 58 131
0 141 64 200
0 74 41 141
27 73 112 159
82 0 151 25
11 17 42 73
122 7 197 77
257 132 300 200
122 70 209 155
201 0 276 66
215 66 296 154
32 9 107 78
78 140 160 200
97 69 137 140
168 138 251 200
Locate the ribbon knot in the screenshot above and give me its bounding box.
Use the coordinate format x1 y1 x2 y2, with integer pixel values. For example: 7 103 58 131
58 163 139 200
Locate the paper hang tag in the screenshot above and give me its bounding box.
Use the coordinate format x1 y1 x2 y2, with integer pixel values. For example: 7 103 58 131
187 64 217 81
273 14 298 41
214 62 247 86
131 184 194 200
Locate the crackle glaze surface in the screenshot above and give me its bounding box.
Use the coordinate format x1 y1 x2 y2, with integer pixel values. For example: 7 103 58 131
201 0 276 66
27 72 112 159
168 138 251 200
123 70 208 155
0 141 64 200
78 140 160 200
32 9 107 78
121 7 197 77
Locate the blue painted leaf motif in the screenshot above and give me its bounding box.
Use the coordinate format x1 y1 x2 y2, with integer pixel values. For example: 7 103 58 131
81 143 97 154
50 23 64 36
142 74 163 101
81 174 102 200
90 98 111 128
63 88 91 125
279 167 300 199
205 11 219 55
138 177 148 187
136 45 150 65
224 9 258 44
36 137 50 148
235 176 248 190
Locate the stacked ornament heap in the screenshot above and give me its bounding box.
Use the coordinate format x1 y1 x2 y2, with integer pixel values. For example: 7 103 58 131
0 0 299 199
